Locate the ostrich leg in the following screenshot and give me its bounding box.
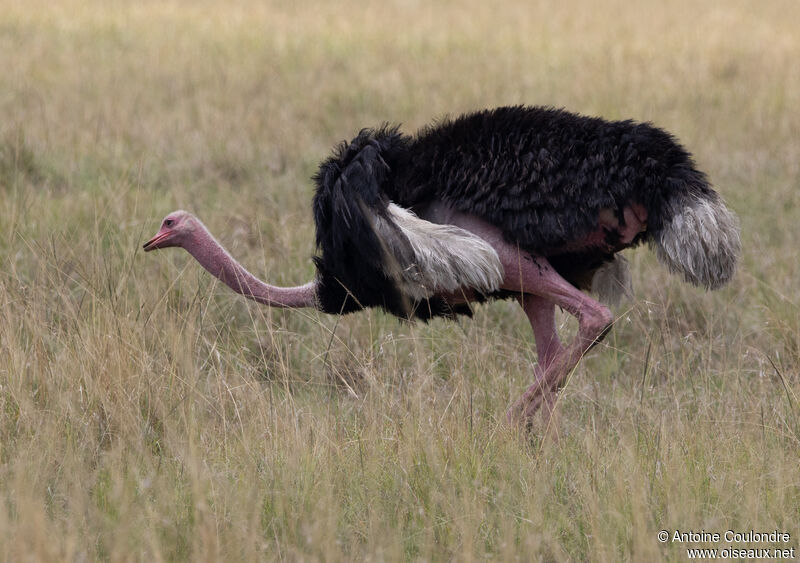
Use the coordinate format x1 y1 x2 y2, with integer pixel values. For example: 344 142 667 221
411 205 615 424
514 294 563 424
517 294 563 370
500 252 613 424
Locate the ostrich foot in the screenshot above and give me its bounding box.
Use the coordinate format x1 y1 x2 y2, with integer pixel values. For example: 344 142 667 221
507 305 612 427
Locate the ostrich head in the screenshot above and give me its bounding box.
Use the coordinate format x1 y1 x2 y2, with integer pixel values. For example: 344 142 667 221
143 210 196 252
142 209 319 309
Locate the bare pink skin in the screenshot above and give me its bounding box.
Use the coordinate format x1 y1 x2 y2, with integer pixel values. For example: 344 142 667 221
421 202 647 426
145 204 647 428
143 210 317 308
554 203 648 254
456 214 613 425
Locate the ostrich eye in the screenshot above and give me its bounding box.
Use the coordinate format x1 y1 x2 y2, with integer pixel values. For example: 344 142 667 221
164 219 174 227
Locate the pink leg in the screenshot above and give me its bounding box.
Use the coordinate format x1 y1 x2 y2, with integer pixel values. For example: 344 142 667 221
514 294 564 428
501 252 613 424
425 208 614 425
517 294 563 370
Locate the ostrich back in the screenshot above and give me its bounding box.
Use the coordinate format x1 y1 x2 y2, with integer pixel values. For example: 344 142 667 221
390 106 715 258
311 106 727 318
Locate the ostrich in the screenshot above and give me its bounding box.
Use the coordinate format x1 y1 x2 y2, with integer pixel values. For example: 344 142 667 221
143 106 740 424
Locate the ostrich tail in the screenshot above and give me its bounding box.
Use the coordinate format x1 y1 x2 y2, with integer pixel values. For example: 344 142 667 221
650 184 741 290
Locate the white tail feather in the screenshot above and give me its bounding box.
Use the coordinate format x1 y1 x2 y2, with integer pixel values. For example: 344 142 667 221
653 196 740 290
372 203 504 300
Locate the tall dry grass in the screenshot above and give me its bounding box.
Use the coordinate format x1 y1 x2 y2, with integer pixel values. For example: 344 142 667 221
1 0 798 560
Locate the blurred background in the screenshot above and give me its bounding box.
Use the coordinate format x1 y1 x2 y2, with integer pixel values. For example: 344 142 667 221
1 0 798 560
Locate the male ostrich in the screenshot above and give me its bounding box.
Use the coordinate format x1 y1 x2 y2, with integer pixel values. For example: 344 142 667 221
144 106 740 424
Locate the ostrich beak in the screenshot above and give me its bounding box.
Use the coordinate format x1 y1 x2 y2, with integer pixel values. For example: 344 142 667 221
142 230 171 252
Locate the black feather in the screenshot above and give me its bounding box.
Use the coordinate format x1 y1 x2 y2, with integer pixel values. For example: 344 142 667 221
312 127 463 320
313 106 723 317
392 106 714 254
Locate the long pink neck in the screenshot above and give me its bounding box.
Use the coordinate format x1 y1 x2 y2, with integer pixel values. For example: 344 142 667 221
184 221 318 309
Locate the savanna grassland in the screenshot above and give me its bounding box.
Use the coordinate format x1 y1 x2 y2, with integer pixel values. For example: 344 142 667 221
1 0 799 560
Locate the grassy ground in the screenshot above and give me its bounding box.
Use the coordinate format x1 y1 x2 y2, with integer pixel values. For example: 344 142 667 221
1 0 799 560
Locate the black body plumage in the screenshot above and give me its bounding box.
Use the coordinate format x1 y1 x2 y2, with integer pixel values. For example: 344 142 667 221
312 106 727 319
312 128 465 319
394 106 716 251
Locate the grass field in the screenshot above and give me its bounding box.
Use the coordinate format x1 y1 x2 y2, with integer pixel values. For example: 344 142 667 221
1 0 799 560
